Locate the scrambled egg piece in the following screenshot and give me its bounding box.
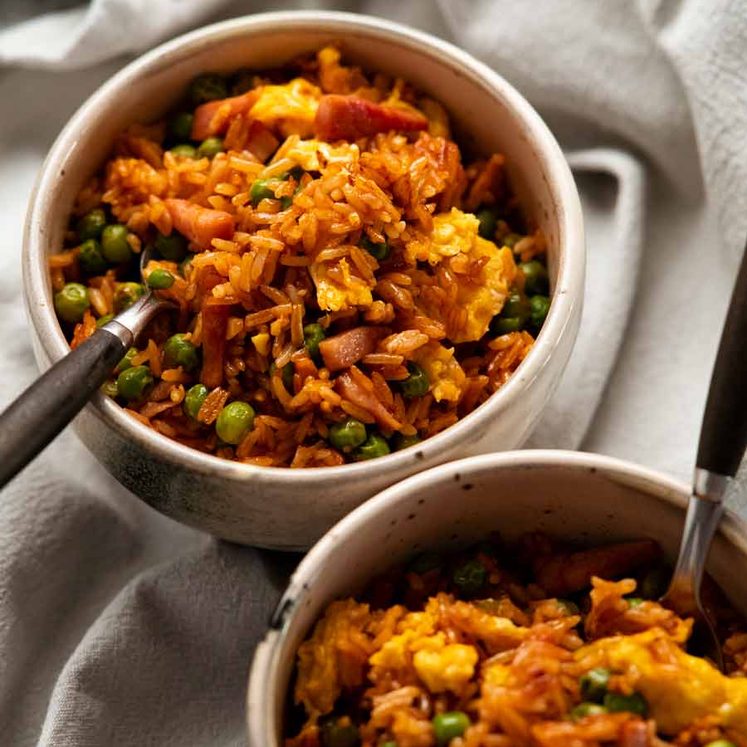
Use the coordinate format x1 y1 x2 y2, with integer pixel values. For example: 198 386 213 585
412 635 478 694
405 208 478 264
407 208 517 342
576 628 747 735
250 78 321 138
274 135 360 172
294 599 373 717
452 236 515 342
411 342 466 403
311 259 374 312
369 608 438 673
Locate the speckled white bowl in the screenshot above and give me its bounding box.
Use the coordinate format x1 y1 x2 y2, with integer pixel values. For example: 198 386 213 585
23 12 584 549
247 450 747 745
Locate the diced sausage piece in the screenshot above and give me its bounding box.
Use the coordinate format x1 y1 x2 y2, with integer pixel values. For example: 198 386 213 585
164 199 235 250
314 94 428 141
534 540 661 596
336 367 401 431
618 719 651 747
191 89 261 140
200 299 230 389
319 326 383 372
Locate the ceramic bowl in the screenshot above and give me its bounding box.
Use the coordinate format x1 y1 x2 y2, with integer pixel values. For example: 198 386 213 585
247 450 747 744
23 12 584 549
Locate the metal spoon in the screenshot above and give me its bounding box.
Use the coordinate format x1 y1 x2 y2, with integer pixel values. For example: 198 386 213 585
660 243 747 669
0 247 172 488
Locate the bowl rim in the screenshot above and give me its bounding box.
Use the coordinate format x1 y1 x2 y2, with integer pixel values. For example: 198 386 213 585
246 448 747 744
23 10 584 483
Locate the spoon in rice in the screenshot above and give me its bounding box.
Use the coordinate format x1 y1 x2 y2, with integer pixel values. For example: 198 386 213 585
0 246 173 488
659 244 747 670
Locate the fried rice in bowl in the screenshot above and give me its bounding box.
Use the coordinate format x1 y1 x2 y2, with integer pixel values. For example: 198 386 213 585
24 12 584 548
247 452 747 746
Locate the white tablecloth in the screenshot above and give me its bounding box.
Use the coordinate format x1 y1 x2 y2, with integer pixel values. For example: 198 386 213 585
0 1 745 744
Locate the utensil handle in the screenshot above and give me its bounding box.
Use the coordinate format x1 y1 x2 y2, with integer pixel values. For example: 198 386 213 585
0 330 127 488
696 246 747 479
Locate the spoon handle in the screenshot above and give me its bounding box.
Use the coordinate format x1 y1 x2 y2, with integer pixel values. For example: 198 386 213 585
696 245 747 482
0 293 168 489
0 328 128 488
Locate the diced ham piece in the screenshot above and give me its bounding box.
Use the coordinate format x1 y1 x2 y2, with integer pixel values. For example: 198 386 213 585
533 540 661 596
200 299 230 389
191 89 261 140
319 326 383 372
314 94 428 141
164 199 235 250
336 367 401 431
245 120 280 162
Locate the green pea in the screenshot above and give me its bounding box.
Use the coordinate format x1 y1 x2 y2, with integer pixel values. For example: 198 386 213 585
96 313 114 328
529 295 550 328
114 282 145 312
603 692 648 717
76 208 106 241
476 208 498 240
189 73 228 105
269 361 294 390
163 333 199 371
54 282 90 323
100 380 119 398
571 703 607 721
329 418 367 451
491 292 530 335
250 179 277 205
115 347 138 374
78 239 107 275
360 236 390 261
154 232 188 261
704 741 737 747
353 433 390 461
101 224 132 263
491 317 523 335
627 597 644 608
502 292 531 321
392 433 422 451
399 362 429 398
408 552 442 574
168 112 194 141
147 268 176 289
452 559 487 596
432 711 470 746
184 384 208 420
502 232 522 249
170 144 197 159
197 137 224 159
320 719 359 747
116 365 153 401
557 599 580 616
279 195 293 210
639 565 670 600
519 260 549 295
303 323 326 363
579 668 610 702
215 401 256 444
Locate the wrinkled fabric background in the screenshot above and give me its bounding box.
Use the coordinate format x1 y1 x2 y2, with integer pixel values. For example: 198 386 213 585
0 1 745 744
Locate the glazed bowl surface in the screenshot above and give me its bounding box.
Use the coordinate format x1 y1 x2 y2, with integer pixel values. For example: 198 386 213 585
246 450 747 744
24 11 584 548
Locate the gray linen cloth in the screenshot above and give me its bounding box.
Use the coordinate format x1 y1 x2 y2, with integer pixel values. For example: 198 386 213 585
0 1 745 744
